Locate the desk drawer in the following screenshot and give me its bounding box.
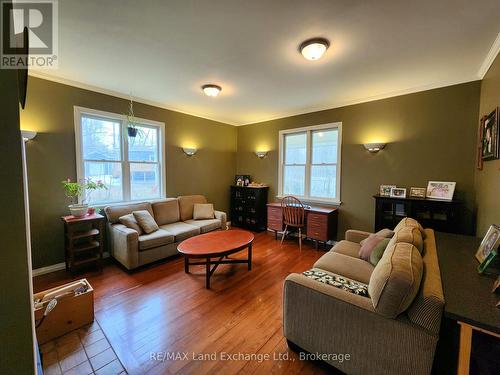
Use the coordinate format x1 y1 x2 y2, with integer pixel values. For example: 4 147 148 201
267 207 282 220
268 219 283 231
307 225 328 241
308 213 328 225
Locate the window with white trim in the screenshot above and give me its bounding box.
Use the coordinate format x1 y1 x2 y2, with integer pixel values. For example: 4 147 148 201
74 107 165 205
279 123 341 203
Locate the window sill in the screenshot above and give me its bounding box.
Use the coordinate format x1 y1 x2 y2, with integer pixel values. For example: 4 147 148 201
85 197 167 211
276 195 341 206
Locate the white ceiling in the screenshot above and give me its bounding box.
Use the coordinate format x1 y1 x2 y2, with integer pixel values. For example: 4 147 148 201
31 0 500 125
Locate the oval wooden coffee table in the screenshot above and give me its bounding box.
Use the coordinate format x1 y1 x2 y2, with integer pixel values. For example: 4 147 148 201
178 229 254 289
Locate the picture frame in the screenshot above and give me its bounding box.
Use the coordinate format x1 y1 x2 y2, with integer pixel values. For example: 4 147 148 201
380 185 396 197
492 276 500 293
476 116 485 170
389 187 406 198
481 107 499 161
409 187 426 199
426 181 456 201
475 224 500 263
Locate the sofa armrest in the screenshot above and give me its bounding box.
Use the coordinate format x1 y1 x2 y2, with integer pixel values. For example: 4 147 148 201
109 223 139 270
214 210 227 230
345 229 372 243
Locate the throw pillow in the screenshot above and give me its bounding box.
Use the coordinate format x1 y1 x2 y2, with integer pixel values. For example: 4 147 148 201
359 234 385 261
369 238 391 266
119 214 143 235
133 210 159 234
193 203 215 220
303 269 369 297
360 228 394 246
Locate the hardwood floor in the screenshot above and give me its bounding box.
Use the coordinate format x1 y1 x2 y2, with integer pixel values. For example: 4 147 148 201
34 231 338 375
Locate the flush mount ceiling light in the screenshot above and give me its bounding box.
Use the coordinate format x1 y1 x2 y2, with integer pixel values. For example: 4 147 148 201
299 38 330 61
201 84 222 97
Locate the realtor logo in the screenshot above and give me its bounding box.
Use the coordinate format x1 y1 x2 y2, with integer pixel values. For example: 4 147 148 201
1 0 58 69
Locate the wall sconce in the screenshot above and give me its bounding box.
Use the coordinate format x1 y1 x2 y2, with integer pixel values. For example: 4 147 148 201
363 143 386 153
255 151 268 159
182 147 197 156
21 130 37 142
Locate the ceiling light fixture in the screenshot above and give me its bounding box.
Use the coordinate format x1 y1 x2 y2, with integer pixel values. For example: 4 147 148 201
201 84 222 97
299 38 330 61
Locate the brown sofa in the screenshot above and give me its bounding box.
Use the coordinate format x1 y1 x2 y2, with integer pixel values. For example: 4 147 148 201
104 195 227 270
283 218 444 375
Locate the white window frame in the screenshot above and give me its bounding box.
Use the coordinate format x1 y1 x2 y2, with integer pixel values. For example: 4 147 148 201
278 122 342 205
74 106 166 206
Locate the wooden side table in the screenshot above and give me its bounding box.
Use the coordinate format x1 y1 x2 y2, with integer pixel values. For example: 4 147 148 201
61 213 105 274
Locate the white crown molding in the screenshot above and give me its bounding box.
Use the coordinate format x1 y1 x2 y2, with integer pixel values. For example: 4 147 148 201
478 32 500 79
27 71 240 126
29 71 480 127
238 76 480 126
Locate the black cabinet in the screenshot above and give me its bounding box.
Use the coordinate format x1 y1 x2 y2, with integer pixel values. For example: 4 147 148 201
374 195 464 234
230 186 269 231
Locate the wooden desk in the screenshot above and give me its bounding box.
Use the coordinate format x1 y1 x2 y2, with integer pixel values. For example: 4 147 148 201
266 203 338 248
435 232 500 374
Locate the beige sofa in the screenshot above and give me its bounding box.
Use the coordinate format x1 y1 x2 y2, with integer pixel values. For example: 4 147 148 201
283 218 444 375
104 195 227 270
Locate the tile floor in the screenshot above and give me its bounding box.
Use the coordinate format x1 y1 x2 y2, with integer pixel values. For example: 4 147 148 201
40 321 126 375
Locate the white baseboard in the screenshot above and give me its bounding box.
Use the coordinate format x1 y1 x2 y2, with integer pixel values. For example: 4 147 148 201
32 252 110 277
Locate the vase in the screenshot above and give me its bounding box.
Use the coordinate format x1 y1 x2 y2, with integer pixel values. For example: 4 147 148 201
87 207 96 215
69 204 88 218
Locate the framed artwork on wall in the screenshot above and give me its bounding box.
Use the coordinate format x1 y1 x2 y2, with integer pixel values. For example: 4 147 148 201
481 108 499 161
476 116 485 170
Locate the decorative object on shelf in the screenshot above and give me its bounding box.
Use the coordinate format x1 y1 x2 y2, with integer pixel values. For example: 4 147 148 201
201 84 221 97
426 181 456 201
390 187 406 198
299 37 330 61
363 142 386 153
61 178 107 217
182 147 197 156
235 175 250 186
475 224 500 264
248 182 267 187
255 151 268 158
379 185 396 197
410 187 426 199
481 107 499 161
477 115 486 170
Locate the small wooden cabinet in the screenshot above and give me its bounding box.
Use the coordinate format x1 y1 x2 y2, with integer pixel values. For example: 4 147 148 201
374 195 464 234
230 186 269 231
62 213 105 273
267 203 338 247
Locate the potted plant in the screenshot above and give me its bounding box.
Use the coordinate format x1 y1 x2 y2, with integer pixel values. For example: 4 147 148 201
61 178 107 217
125 98 140 137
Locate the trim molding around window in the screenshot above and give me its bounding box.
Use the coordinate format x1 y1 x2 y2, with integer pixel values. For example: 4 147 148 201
278 122 342 205
74 106 166 206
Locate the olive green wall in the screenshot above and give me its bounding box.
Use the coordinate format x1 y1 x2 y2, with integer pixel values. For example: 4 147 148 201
0 69 35 373
475 53 500 236
22 77 237 269
236 82 481 238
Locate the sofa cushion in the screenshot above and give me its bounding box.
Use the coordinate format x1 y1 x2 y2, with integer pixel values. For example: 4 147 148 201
178 195 207 221
184 219 221 233
119 214 143 235
368 242 423 318
389 226 424 253
358 234 385 261
394 217 426 238
160 222 200 242
152 199 180 225
302 268 369 297
314 252 374 284
193 203 215 220
360 228 394 246
369 238 391 266
104 202 153 224
331 240 361 258
138 229 174 251
133 210 159 234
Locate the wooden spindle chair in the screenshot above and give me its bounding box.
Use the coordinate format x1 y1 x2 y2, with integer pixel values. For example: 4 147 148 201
280 196 306 250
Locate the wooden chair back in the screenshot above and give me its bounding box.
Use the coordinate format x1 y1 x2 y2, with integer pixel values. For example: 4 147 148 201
281 196 305 227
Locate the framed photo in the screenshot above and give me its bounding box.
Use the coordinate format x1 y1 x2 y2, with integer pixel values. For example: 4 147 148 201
492 276 500 293
426 181 456 201
477 116 485 170
481 107 499 161
390 187 407 198
475 224 500 263
380 185 396 197
410 187 426 199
